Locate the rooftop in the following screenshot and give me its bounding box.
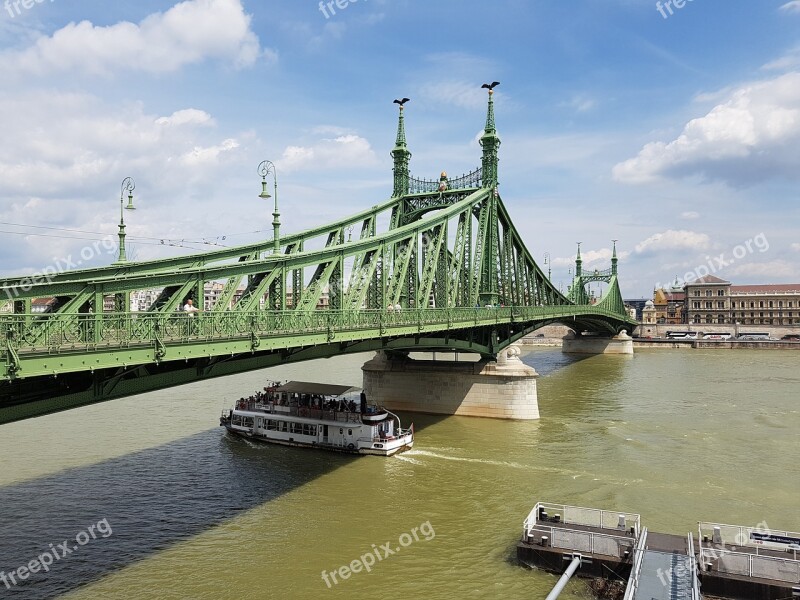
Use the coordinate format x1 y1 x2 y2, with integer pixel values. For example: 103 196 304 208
731 284 800 294
686 275 730 285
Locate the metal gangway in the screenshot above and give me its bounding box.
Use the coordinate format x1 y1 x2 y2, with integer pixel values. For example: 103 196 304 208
625 532 701 600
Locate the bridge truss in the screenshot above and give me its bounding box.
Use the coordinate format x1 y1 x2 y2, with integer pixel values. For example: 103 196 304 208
0 89 636 423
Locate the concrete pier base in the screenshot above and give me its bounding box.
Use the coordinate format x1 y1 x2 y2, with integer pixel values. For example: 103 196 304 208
361 344 540 420
561 331 634 355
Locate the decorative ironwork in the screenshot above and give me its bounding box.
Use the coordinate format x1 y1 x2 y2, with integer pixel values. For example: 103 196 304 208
0 93 636 423
407 166 482 195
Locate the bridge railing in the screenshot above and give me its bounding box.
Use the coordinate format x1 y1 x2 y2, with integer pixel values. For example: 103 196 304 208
0 305 628 355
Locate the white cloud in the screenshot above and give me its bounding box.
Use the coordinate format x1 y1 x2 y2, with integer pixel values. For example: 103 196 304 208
729 260 798 279
680 211 700 220
780 1 800 14
763 46 800 71
418 80 492 110
552 247 631 268
156 109 215 127
791 243 800 251
0 90 243 197
0 0 270 77
613 72 800 185
634 230 711 254
279 134 379 173
311 125 354 136
560 95 596 113
0 89 261 272
180 138 239 166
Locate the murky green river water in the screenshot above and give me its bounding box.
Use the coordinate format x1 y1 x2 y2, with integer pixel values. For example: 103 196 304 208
1 348 797 599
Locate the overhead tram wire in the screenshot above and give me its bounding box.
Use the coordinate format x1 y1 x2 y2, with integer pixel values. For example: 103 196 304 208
0 221 229 250
0 229 210 252
0 221 285 245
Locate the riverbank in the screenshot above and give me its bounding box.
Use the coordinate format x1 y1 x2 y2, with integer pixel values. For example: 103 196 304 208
521 325 800 350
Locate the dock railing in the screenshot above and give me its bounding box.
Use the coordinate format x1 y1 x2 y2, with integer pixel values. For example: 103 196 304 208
622 527 648 600
699 546 800 584
524 502 641 538
698 521 800 550
523 502 640 559
688 532 701 600
527 523 636 558
698 521 800 584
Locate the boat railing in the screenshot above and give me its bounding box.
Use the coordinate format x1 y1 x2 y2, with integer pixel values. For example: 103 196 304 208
236 402 363 423
361 427 413 444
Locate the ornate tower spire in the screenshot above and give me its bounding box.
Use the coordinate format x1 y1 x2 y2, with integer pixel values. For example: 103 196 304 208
391 98 411 197
575 242 583 277
480 82 501 188
611 240 618 276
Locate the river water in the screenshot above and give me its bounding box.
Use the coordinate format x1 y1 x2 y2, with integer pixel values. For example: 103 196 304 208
0 348 797 599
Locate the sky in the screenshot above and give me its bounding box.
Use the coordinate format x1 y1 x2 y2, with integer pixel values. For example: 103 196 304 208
0 0 798 298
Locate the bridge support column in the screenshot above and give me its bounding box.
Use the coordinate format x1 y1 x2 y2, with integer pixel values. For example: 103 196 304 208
561 331 633 355
361 344 539 420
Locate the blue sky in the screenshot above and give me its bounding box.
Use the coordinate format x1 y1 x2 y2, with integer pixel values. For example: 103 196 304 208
0 0 799 297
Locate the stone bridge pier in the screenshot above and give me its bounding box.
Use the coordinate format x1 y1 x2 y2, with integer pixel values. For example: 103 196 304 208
361 343 539 420
561 331 634 355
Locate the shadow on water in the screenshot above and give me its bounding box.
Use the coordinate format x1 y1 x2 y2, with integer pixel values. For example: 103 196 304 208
0 413 445 599
520 346 595 376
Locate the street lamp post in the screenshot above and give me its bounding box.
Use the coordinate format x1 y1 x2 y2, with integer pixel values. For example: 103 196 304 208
543 252 551 281
258 160 280 254
116 177 136 263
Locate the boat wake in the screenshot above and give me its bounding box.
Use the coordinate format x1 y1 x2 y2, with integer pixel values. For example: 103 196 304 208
394 455 424 465
403 449 531 470
402 449 645 486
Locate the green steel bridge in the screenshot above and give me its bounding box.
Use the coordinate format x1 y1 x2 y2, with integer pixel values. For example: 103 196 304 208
0 89 637 424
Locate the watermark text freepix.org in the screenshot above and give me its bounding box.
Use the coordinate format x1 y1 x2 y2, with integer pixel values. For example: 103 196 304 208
318 0 365 20
655 232 768 291
1 518 113 590
321 520 435 588
656 0 695 19
4 0 55 19
656 520 773 587
2 235 117 302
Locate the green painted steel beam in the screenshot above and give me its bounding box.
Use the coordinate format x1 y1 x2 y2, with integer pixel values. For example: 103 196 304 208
1 305 636 381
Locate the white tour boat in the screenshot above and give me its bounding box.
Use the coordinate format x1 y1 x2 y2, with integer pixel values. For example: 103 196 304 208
220 381 414 456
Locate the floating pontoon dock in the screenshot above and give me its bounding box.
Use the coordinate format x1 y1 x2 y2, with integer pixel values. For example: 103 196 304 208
518 501 800 600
